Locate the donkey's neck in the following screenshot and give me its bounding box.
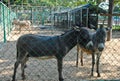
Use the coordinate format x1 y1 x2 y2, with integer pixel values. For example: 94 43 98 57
60 30 78 53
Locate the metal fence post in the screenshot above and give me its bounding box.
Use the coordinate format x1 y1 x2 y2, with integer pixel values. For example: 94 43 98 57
8 9 11 36
2 4 6 43
42 9 45 25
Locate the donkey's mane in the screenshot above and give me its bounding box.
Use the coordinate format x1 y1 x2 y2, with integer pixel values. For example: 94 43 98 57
60 29 74 36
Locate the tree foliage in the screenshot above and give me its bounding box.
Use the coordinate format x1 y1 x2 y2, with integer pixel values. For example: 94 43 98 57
2 0 120 9
2 0 97 7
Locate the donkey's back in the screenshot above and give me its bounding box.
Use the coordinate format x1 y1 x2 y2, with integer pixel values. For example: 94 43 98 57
17 34 61 57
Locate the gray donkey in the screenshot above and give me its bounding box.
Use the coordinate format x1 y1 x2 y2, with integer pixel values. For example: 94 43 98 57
76 25 110 77
12 26 93 81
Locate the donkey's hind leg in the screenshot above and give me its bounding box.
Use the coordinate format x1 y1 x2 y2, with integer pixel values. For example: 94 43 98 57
12 60 20 81
76 44 80 67
21 57 29 80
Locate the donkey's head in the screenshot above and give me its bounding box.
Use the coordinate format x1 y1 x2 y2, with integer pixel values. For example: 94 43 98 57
74 26 94 49
94 25 110 52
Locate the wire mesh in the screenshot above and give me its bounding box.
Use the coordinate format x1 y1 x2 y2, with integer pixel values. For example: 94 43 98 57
0 2 120 81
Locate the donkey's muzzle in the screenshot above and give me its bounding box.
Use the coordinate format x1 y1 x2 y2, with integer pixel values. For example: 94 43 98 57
98 43 104 51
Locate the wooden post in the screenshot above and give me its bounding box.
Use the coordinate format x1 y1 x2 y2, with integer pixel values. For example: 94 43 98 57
107 0 114 41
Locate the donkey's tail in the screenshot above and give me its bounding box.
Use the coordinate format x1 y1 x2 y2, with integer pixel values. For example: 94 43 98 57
16 47 19 60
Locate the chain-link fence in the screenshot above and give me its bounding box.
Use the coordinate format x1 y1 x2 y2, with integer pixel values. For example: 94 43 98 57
0 2 120 81
0 2 16 48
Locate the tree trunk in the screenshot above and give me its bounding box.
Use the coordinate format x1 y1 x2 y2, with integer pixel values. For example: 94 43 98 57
107 0 114 41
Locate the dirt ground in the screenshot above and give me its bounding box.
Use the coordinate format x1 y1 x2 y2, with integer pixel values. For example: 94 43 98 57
0 27 120 81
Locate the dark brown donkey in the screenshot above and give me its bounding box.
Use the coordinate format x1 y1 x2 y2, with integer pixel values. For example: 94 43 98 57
12 27 93 81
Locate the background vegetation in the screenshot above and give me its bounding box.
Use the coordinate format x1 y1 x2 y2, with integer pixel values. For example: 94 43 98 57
0 0 118 7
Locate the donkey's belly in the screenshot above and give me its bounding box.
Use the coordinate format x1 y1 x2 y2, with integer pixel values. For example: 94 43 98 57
81 47 93 54
32 56 56 60
28 48 57 57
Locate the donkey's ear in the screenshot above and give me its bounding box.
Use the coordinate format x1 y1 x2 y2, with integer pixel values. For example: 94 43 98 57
73 26 80 31
100 24 104 28
90 24 96 29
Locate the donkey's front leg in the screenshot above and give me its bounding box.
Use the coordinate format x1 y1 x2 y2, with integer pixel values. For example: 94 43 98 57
80 51 83 66
76 44 79 67
57 58 64 81
96 53 102 77
91 53 95 76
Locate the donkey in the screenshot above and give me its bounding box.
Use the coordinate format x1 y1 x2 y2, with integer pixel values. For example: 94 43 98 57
76 25 110 77
12 26 93 81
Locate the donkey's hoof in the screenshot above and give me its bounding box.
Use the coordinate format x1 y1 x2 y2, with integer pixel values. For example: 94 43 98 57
81 63 83 66
59 78 64 81
97 74 101 77
24 64 27 68
12 79 15 81
90 73 94 77
22 77 26 80
22 75 26 80
12 76 15 81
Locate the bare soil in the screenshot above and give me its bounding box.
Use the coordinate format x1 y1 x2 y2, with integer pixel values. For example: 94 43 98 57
0 27 120 81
